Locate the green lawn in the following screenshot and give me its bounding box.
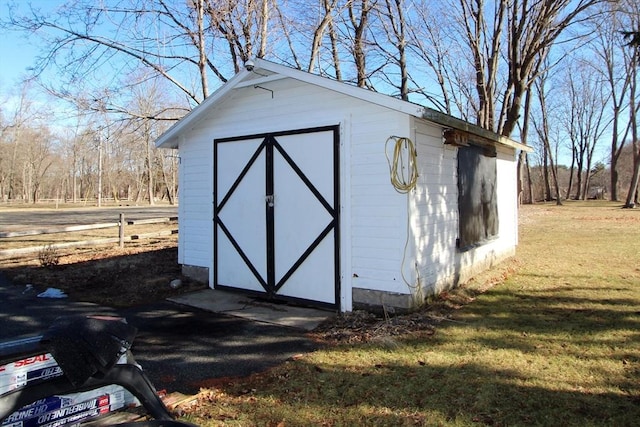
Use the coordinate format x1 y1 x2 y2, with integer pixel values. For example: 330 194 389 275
181 201 640 426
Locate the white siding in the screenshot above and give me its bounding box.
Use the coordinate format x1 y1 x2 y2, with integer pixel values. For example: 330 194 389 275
177 77 411 308
496 146 519 248
409 119 518 298
409 119 459 296
175 74 521 311
177 129 214 271
349 112 410 295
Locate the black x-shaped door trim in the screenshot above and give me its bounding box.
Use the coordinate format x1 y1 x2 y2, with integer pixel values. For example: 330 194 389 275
214 125 340 308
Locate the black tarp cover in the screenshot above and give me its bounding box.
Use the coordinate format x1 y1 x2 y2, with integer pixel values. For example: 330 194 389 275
457 144 498 250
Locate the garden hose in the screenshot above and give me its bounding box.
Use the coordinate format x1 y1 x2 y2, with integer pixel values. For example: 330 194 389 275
385 136 418 193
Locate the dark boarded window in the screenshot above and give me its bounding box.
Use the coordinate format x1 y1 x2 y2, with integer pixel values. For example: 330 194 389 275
457 143 498 250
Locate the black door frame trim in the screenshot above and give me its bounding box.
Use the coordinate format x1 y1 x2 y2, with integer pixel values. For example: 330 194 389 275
214 125 340 310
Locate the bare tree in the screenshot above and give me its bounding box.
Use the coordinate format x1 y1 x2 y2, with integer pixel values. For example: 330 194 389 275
283 0 346 79
404 2 457 114
3 0 620 210
205 0 274 72
346 0 374 88
119 76 177 205
560 62 611 200
587 2 636 201
0 83 46 201
517 83 534 204
532 73 562 204
307 0 341 73
0 120 55 204
22 126 54 203
2 0 227 114
157 150 178 205
618 1 640 208
57 123 93 204
454 0 604 137
458 0 506 131
30 76 181 206
374 0 410 100
623 38 639 208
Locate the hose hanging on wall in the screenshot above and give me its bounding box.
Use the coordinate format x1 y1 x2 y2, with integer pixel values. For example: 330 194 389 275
385 136 421 299
385 136 418 193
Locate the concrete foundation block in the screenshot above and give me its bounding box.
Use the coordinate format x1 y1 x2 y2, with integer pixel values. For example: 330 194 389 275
181 265 209 284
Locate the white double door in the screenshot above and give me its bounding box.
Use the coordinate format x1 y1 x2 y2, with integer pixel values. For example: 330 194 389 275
213 126 339 308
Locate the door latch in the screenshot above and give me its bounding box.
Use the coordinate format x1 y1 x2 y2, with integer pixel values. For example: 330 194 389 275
265 194 274 207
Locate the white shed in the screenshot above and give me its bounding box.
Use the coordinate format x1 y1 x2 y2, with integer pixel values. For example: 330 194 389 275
155 58 531 312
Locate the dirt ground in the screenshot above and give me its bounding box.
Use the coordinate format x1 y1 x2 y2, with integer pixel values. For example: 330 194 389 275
0 238 207 307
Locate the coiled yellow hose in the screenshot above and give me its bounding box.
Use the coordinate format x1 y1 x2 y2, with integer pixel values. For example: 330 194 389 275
385 136 418 193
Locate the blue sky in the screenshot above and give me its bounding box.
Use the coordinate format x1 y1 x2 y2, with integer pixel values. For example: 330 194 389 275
0 1 60 89
0 1 613 167
0 18 38 88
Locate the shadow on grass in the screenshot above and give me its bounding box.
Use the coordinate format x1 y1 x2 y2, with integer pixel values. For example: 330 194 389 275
219 353 640 426
198 275 640 426
456 286 640 339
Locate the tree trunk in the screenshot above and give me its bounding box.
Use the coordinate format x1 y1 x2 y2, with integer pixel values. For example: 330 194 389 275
146 135 155 206
624 129 639 208
574 150 584 200
258 0 268 58
349 0 370 88
624 42 638 208
624 148 640 208
328 7 342 80
566 147 576 200
543 144 552 200
196 0 209 99
610 151 619 201
517 87 533 204
610 106 623 201
308 0 337 73
525 153 533 204
383 0 409 100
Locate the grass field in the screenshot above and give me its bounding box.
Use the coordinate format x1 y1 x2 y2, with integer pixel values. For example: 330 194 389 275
179 201 640 426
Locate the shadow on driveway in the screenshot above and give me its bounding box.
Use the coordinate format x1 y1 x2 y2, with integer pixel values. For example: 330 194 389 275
0 273 320 394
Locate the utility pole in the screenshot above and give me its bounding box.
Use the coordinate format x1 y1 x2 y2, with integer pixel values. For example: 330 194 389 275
96 134 103 207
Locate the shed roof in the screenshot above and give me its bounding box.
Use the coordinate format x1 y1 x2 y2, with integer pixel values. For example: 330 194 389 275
155 58 531 153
